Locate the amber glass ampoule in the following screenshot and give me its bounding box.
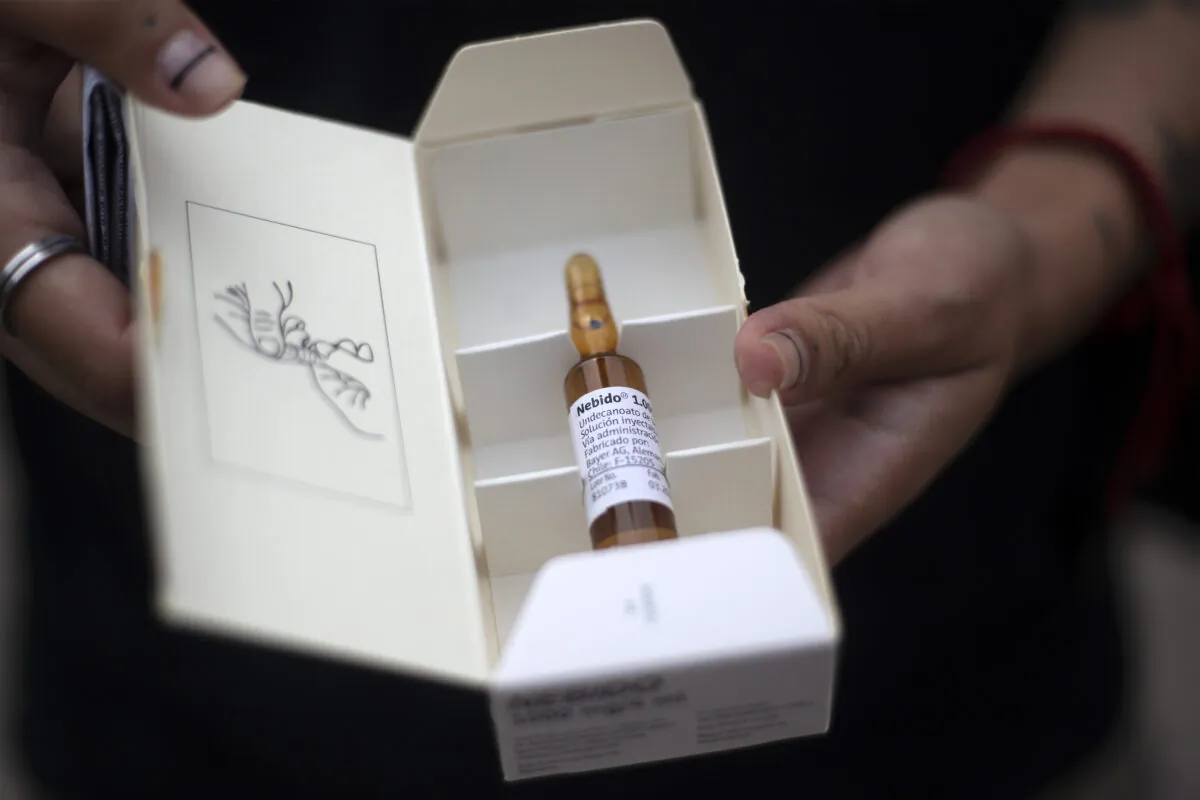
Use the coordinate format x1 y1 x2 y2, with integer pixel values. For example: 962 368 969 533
563 253 677 550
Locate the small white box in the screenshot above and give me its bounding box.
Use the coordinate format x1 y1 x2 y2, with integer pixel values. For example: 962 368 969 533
114 19 841 780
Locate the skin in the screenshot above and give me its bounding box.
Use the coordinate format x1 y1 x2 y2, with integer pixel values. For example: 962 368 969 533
734 0 1200 563
0 0 244 437
0 1 1195 566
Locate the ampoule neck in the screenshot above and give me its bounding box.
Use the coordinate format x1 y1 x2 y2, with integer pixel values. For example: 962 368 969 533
565 253 619 358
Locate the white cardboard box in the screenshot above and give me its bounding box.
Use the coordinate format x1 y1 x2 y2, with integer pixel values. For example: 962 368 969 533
104 19 841 780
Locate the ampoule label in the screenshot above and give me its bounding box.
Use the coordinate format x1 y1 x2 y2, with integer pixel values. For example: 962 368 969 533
569 386 673 526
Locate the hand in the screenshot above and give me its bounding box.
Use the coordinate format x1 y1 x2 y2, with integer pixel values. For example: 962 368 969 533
0 0 244 436
734 195 1034 564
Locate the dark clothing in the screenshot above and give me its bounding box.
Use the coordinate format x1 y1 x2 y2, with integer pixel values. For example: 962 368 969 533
11 2 1139 797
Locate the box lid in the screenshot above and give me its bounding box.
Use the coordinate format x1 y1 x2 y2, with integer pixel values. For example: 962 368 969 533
125 97 498 684
415 19 692 147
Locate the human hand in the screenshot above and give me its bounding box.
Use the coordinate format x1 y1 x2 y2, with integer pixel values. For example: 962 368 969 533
0 1 244 436
734 195 1035 564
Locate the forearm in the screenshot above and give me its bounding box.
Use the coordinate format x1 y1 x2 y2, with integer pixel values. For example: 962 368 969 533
968 0 1200 373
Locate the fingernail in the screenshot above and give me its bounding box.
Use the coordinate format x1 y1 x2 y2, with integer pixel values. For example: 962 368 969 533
734 349 768 397
158 30 245 105
762 331 806 390
745 377 777 397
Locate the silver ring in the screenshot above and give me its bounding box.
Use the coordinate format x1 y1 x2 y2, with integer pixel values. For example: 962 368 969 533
0 234 88 334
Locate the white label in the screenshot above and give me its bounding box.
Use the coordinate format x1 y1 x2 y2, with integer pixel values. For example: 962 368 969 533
568 386 672 526
495 672 820 780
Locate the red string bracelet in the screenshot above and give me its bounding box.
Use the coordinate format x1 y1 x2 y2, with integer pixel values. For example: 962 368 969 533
942 122 1200 520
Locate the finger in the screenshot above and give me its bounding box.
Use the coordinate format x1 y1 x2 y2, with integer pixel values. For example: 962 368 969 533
0 144 136 436
791 369 1005 564
4 324 135 438
43 65 84 212
0 0 245 116
0 250 136 437
0 23 145 438
734 285 973 406
733 246 864 399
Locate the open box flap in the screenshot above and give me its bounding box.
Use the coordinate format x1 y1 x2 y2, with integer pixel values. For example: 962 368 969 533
118 95 493 685
414 19 692 147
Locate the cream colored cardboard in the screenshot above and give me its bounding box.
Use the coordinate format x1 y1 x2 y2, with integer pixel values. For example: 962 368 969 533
491 529 834 779
112 18 841 781
415 21 692 146
125 100 491 683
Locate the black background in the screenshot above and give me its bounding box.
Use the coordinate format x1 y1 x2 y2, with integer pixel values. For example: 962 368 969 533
7 2 1147 797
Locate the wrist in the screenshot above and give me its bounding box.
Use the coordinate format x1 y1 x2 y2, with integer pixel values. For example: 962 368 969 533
963 142 1146 373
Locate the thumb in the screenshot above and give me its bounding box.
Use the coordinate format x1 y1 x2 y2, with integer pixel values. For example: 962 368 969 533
0 0 245 116
735 288 946 405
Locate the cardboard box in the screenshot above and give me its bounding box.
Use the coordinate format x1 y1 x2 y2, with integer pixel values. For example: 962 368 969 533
87 19 842 780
